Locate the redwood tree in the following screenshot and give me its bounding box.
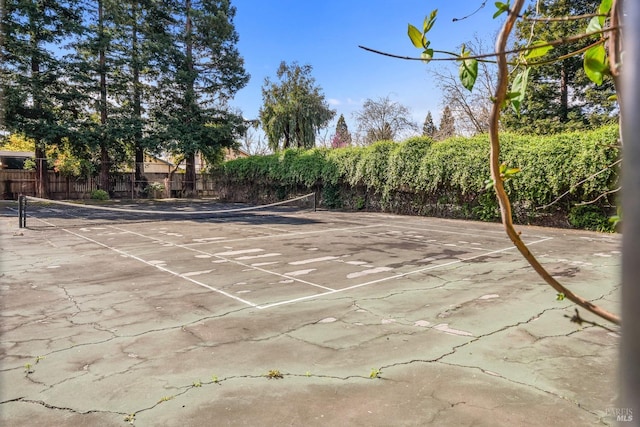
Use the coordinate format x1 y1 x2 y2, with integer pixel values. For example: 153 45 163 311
154 0 249 195
1 0 82 197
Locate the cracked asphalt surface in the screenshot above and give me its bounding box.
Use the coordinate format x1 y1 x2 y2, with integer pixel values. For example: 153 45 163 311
0 203 621 426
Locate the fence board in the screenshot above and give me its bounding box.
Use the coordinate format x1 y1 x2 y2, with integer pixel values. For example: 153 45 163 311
0 170 218 200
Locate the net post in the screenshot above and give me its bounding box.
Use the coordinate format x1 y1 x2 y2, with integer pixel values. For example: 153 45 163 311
18 194 26 228
313 192 317 212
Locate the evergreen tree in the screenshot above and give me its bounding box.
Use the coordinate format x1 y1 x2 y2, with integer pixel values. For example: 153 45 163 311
66 0 127 193
436 106 455 141
1 0 83 197
502 0 618 134
116 0 177 194
154 0 249 195
331 114 352 148
63 0 177 194
260 61 335 150
422 111 437 138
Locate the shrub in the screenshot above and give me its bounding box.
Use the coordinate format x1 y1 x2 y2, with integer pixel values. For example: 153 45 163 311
568 204 614 232
90 189 110 200
213 125 620 229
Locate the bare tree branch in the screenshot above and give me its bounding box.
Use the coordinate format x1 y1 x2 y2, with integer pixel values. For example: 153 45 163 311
577 187 622 206
537 159 622 210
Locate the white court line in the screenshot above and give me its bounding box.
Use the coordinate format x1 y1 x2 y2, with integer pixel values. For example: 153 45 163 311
28 213 554 311
379 222 551 241
182 223 384 246
256 237 554 309
29 217 259 308
108 226 336 292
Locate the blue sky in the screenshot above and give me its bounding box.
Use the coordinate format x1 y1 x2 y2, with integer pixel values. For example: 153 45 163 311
229 0 506 140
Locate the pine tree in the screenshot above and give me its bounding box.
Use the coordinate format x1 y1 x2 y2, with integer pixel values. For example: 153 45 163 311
331 114 352 148
436 106 455 141
154 0 249 195
116 0 177 194
502 0 617 134
2 0 83 197
62 0 177 194
422 111 437 138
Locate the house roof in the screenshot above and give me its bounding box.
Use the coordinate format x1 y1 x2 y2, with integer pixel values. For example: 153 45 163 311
0 151 34 157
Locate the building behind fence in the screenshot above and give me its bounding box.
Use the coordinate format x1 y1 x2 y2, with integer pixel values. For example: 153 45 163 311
0 170 218 200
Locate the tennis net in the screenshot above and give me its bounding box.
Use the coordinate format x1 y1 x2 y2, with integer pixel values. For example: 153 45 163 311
18 193 316 229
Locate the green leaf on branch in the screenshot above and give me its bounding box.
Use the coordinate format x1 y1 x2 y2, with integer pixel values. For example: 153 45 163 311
409 10 437 50
421 48 434 63
485 163 521 190
458 45 478 92
499 162 521 182
408 24 425 48
599 0 612 15
525 41 553 61
484 179 495 190
423 9 437 33
509 68 530 113
584 44 608 85
493 1 510 19
588 0 612 32
586 16 602 33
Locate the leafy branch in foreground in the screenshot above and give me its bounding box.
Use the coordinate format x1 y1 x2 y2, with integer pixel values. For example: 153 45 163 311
488 0 619 325
362 1 621 325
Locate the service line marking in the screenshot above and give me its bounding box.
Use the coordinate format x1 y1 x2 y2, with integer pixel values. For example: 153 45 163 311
106 226 336 293
256 237 553 309
182 223 385 246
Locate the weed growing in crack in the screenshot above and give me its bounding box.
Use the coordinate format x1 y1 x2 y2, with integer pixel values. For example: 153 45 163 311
193 380 202 387
24 356 45 376
158 396 174 403
369 368 382 379
212 375 219 383
305 371 311 377
124 413 136 425
266 369 284 379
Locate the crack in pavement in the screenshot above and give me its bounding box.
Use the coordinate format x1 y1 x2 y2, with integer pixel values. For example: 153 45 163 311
2 305 254 373
11 398 128 417
434 360 607 421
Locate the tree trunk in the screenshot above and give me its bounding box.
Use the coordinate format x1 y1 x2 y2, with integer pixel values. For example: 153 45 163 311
31 15 48 198
183 152 196 196
100 145 110 192
98 0 111 194
559 61 569 122
34 143 48 198
182 0 196 197
131 0 145 196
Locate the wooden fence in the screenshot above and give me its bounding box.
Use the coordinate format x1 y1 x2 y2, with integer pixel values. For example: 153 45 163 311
0 170 218 200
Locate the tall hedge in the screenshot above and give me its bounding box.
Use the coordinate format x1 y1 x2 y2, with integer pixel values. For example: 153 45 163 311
214 126 620 229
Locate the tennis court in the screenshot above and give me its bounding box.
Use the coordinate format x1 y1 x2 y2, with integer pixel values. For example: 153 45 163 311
1 196 622 426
